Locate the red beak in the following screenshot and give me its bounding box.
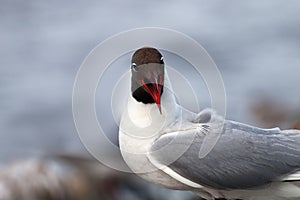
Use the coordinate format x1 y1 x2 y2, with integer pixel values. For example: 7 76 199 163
141 75 163 114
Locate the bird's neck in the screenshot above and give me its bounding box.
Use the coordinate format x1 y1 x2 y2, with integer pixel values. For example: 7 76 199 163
124 74 179 131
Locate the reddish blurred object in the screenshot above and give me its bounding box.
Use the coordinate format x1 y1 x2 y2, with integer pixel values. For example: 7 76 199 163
292 121 300 130
250 98 288 128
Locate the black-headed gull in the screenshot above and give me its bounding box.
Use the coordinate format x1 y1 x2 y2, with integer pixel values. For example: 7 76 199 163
119 47 300 200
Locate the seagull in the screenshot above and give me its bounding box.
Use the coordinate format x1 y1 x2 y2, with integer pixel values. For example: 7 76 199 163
119 47 300 200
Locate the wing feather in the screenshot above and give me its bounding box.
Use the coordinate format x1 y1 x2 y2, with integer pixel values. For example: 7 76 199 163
148 116 300 190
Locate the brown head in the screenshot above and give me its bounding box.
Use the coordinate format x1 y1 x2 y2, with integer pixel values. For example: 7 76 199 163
131 47 165 114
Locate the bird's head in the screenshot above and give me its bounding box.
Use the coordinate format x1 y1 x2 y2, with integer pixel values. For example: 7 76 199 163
131 47 165 114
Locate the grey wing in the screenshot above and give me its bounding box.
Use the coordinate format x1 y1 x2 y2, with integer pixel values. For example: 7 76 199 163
149 120 300 190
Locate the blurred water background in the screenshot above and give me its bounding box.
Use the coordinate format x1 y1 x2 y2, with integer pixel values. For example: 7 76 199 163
1 0 300 199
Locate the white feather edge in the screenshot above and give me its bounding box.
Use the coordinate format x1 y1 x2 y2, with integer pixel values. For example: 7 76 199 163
283 171 300 181
147 152 203 188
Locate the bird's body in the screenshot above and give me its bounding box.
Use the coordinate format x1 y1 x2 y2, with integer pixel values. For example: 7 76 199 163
119 47 300 200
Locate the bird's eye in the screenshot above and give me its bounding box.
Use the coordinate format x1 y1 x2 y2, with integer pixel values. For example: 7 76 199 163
160 56 164 64
131 63 138 72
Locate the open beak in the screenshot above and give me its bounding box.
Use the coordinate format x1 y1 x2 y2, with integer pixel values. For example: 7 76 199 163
141 75 163 114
